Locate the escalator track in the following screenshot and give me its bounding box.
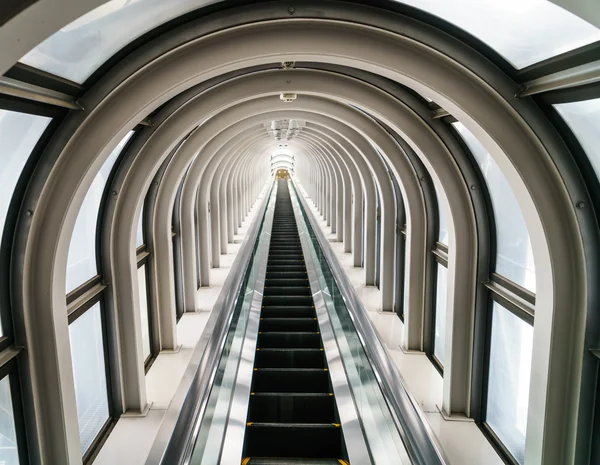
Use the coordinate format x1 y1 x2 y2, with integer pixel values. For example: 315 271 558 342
242 180 348 465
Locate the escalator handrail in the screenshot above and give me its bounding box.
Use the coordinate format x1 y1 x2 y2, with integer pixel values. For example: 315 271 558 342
291 179 447 465
146 181 274 465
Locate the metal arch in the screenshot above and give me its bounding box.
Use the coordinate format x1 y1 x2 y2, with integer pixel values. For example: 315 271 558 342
271 162 295 172
12 13 595 465
145 58 487 372
270 159 295 169
292 119 380 285
112 122 269 410
298 131 342 236
301 128 362 251
271 159 295 168
270 154 295 164
297 132 348 243
292 136 338 235
218 138 270 247
114 117 267 392
157 129 268 333
208 134 271 266
197 129 266 281
302 129 355 251
295 116 384 290
306 137 330 223
270 162 295 173
219 137 273 250
228 142 269 237
110 71 480 432
291 137 333 227
101 69 280 318
2 0 599 87
197 128 268 281
270 158 295 168
113 80 418 336
303 125 367 263
14 76 442 464
303 123 377 269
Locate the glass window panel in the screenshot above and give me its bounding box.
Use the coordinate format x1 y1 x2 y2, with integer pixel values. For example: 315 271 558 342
486 302 533 464
136 202 145 247
66 132 133 293
0 376 20 464
0 111 50 338
137 265 151 361
453 123 535 292
396 0 600 68
555 99 600 182
0 111 50 244
19 0 212 83
433 183 449 245
433 263 447 366
69 303 110 454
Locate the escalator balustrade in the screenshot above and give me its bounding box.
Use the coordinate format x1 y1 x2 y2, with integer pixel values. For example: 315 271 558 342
242 180 347 465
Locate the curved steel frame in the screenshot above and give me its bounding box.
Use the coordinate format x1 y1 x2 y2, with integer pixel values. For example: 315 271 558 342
0 3 597 465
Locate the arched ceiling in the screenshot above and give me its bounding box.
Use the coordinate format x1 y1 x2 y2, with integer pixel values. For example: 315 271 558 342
1 2 600 465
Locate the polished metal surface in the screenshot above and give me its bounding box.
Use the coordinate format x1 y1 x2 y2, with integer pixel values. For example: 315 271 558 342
146 180 274 465
518 59 600 96
219 184 277 465
0 75 82 109
291 178 448 465
431 107 450 119
290 188 373 465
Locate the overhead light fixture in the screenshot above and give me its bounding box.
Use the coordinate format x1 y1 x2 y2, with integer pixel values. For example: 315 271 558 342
280 93 297 103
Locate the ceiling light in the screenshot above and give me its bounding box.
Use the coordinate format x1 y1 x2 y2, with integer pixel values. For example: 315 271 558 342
280 93 297 103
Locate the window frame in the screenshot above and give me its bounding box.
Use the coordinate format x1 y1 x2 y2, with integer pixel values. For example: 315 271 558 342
58 129 136 462
66 292 116 464
0 357 30 465
136 251 159 372
0 104 62 465
5 7 599 461
479 296 534 465
172 177 185 322
445 122 537 464
428 247 448 376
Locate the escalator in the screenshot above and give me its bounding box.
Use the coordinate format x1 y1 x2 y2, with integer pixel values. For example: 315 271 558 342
151 178 446 465
242 180 346 464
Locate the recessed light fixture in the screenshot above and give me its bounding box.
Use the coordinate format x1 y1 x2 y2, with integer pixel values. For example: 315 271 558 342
280 93 297 103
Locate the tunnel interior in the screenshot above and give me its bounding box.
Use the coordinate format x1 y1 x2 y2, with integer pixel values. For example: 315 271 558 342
0 1 600 465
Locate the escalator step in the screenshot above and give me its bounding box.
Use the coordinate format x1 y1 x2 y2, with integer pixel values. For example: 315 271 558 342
266 274 308 281
266 265 307 273
268 253 305 259
269 249 303 255
254 348 325 368
257 332 322 349
264 279 309 287
248 393 336 423
260 306 315 318
244 423 342 459
251 368 330 393
264 286 311 297
259 318 319 332
262 295 314 306
268 260 305 267
246 460 344 465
